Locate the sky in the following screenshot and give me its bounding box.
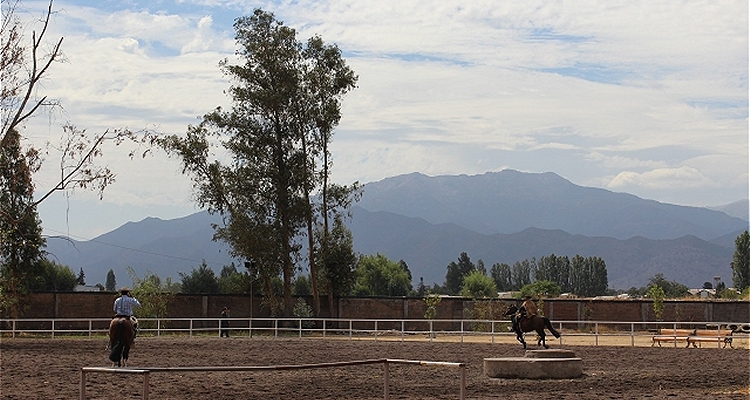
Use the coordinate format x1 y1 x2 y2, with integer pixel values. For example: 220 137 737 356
13 0 749 241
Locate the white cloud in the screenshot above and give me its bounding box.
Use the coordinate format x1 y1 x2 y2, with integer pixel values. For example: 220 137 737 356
586 152 668 170
182 15 218 53
13 0 747 237
607 166 712 190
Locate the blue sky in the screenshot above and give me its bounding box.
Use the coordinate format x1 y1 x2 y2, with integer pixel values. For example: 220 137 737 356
16 0 748 240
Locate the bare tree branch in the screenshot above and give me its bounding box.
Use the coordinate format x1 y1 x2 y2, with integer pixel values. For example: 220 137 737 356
1 124 156 227
1 0 63 147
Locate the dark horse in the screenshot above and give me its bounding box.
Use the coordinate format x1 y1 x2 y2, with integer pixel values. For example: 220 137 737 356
108 317 135 367
504 305 561 349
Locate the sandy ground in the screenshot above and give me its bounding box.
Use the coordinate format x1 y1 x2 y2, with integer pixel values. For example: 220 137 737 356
1 335 748 399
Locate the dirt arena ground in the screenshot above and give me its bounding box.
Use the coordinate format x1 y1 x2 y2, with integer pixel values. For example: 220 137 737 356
2 335 748 399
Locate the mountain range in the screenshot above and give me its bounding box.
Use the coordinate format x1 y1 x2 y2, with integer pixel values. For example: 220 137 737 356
45 170 748 291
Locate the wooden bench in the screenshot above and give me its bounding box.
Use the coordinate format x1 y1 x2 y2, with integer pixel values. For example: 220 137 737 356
651 329 694 347
687 329 733 348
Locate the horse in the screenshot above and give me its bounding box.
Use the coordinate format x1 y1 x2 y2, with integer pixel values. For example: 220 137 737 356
504 304 561 349
108 317 135 367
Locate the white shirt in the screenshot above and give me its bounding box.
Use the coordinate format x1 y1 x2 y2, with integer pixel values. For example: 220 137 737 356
113 295 141 316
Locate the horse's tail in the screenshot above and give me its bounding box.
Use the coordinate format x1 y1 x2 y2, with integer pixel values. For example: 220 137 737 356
109 319 125 363
544 317 561 338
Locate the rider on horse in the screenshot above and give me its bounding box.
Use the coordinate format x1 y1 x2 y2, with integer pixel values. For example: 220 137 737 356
507 297 560 349
518 295 538 322
111 287 140 348
511 295 538 335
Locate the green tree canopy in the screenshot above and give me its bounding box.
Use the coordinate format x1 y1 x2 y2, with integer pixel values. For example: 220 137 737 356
423 292 441 320
353 254 412 296
535 254 570 292
127 267 176 326
519 280 562 298
445 252 475 295
647 273 689 298
415 277 427 297
569 255 608 297
105 269 117 292
76 268 85 286
158 9 357 316
511 259 534 290
218 263 252 294
460 270 497 298
293 274 311 296
490 262 513 291
317 215 357 301
647 285 665 320
0 128 45 316
731 230 749 292
480 254 609 296
179 261 220 294
26 260 77 292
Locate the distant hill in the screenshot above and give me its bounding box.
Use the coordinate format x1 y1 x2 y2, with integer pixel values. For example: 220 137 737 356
709 199 749 221
44 170 747 291
348 206 734 290
357 171 747 240
45 212 239 288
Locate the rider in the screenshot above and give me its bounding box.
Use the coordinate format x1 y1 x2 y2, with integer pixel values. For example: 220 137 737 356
518 295 538 321
112 287 141 341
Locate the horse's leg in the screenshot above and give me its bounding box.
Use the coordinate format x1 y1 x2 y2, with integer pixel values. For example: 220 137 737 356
121 349 128 368
514 326 526 348
121 323 134 367
109 319 125 366
108 320 117 350
516 332 524 344
537 329 548 348
514 321 527 348
109 341 122 364
517 331 527 349
123 343 130 364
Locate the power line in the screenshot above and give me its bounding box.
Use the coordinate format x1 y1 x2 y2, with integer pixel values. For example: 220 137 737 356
42 227 233 267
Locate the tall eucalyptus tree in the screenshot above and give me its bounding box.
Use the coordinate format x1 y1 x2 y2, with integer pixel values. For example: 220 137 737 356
159 9 357 316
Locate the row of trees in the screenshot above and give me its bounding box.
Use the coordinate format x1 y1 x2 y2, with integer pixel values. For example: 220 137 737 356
439 252 609 298
175 254 410 296
167 251 608 301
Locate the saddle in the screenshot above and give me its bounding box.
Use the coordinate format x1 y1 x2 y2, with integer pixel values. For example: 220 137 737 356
113 315 138 326
111 316 138 340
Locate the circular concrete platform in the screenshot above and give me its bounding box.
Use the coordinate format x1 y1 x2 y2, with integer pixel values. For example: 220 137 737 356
524 349 577 358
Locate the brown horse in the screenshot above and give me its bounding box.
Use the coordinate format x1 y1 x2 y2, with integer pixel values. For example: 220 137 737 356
504 304 561 349
108 317 135 367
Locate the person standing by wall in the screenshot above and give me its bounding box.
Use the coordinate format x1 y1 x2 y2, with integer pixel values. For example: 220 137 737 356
220 307 230 337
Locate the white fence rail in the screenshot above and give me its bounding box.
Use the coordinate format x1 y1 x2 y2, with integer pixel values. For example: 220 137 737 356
2 317 748 347
80 358 467 400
